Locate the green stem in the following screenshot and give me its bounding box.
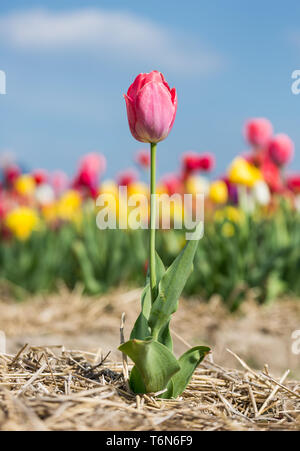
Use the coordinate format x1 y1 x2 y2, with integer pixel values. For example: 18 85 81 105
150 142 157 303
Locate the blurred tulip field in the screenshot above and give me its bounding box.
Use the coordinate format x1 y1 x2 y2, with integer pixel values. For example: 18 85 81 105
0 118 299 310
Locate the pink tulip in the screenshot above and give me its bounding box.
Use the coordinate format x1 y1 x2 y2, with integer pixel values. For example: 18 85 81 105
73 153 107 197
268 134 294 167
79 153 106 177
117 169 138 187
160 173 183 195
124 71 177 143
135 149 151 168
244 118 273 148
51 171 69 196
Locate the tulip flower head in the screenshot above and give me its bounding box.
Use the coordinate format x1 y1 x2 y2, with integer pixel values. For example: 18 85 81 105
252 181 271 206
268 134 294 167
244 118 273 148
14 174 36 197
185 175 210 197
135 149 151 169
159 173 183 196
287 174 300 194
51 171 69 197
209 180 228 204
261 157 283 193
124 71 177 143
198 153 216 172
182 152 201 174
32 169 48 185
4 164 21 186
228 157 262 188
5 207 40 241
117 169 138 187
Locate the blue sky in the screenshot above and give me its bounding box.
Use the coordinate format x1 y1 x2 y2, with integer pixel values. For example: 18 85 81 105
1 0 300 179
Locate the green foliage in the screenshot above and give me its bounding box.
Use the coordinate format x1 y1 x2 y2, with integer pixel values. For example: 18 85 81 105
119 338 180 394
119 222 210 398
0 205 299 308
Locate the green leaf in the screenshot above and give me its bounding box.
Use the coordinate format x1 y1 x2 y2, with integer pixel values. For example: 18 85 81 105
129 365 146 394
72 241 102 295
164 346 210 399
149 223 202 338
130 285 152 340
157 320 173 351
119 338 180 394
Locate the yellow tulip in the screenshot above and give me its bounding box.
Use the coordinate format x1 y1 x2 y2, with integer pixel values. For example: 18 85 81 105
14 175 36 196
127 181 149 198
100 180 119 197
42 203 58 223
209 180 228 204
228 157 261 188
5 207 40 240
57 190 82 222
185 176 210 196
214 206 244 237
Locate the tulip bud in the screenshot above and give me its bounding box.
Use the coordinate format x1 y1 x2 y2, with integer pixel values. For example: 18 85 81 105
135 149 150 168
268 134 294 167
32 169 48 185
198 153 215 172
117 169 138 187
124 71 177 143
182 152 200 175
244 118 273 148
287 174 300 194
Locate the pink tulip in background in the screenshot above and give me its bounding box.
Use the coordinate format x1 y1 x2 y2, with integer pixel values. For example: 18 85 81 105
51 171 69 196
124 71 177 143
117 169 138 187
268 134 294 167
160 173 183 195
244 118 273 148
73 153 107 197
78 153 106 177
135 149 151 168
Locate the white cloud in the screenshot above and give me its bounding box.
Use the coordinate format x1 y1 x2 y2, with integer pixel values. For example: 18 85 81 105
0 8 222 75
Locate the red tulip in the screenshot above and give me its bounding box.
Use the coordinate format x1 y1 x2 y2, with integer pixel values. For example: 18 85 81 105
261 157 283 192
198 153 215 172
160 173 183 195
32 169 48 185
117 169 138 187
287 174 300 193
268 134 294 167
182 152 200 175
135 149 150 168
124 71 177 143
244 118 273 148
4 164 21 185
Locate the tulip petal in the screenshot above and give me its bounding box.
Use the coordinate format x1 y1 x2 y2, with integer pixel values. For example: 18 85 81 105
135 82 176 143
124 94 142 142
